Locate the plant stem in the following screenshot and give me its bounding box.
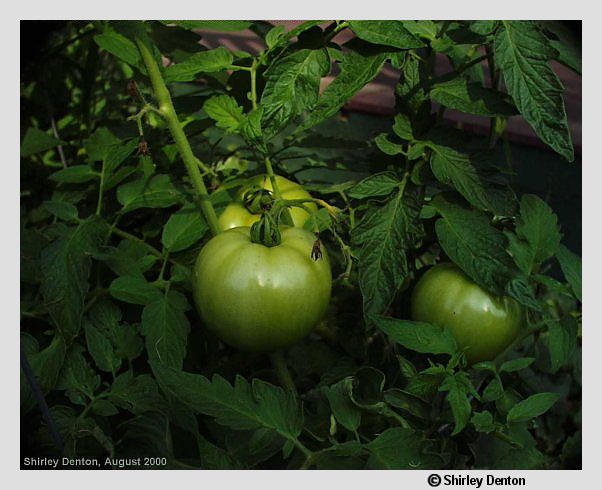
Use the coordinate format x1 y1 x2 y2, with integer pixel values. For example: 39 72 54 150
269 351 297 396
96 161 105 215
264 156 294 226
134 35 221 236
250 60 258 110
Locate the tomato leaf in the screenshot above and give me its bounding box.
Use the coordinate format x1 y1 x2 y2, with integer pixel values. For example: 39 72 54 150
556 244 581 301
439 373 475 435
261 48 330 138
348 21 424 50
151 362 303 441
348 172 401 199
109 276 163 306
366 428 444 469
372 316 457 356
507 392 560 423
506 194 562 275
85 321 122 374
495 21 574 161
352 184 424 318
431 196 517 296
203 95 245 133
141 291 190 369
164 47 233 83
40 216 106 341
324 378 361 432
430 78 517 117
20 127 64 157
117 174 183 212
298 47 388 132
162 204 208 252
49 165 99 184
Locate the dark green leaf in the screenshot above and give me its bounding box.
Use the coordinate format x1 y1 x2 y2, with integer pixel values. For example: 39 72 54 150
103 138 139 176
49 165 98 184
506 194 561 274
117 174 182 212
141 291 190 368
482 377 504 403
500 357 535 373
373 316 457 355
85 322 121 374
164 47 233 83
507 392 560 423
203 95 244 132
109 371 167 415
428 142 495 213
324 378 361 432
374 133 404 155
20 127 64 157
548 317 577 372
495 21 573 161
57 345 101 404
21 336 67 413
471 411 496 433
432 196 517 296
366 428 443 469
348 172 400 199
556 244 581 301
261 48 330 137
162 204 208 252
439 373 474 434
352 184 423 317
348 21 424 49
151 362 303 441
94 31 140 66
109 276 163 305
40 216 106 340
42 200 79 222
431 78 517 116
299 48 388 132
164 20 252 32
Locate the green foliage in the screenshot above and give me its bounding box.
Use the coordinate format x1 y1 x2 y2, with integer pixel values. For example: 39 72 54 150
20 19 580 470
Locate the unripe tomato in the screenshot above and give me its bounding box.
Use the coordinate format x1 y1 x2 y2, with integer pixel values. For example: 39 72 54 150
218 174 317 230
410 263 523 363
192 226 332 352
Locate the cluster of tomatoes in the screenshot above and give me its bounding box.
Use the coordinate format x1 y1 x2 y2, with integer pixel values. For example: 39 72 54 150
193 175 522 362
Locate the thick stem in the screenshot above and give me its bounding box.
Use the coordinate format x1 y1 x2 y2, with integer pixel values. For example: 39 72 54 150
135 36 221 236
269 351 297 396
250 60 258 110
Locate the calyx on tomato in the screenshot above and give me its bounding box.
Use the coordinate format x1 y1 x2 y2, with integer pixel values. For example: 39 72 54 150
217 174 317 231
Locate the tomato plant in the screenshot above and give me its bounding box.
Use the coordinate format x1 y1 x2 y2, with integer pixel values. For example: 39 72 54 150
20 20 581 471
411 263 523 363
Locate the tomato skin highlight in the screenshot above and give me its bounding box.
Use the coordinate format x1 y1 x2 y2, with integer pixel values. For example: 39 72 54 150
410 263 523 363
192 226 332 352
217 174 317 231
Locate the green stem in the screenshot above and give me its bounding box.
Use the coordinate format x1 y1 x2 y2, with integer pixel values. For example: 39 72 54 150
134 36 221 236
269 351 297 396
96 162 105 215
263 156 294 226
250 59 258 110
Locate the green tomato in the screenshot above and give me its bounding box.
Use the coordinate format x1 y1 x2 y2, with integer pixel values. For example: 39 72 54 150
410 263 523 363
192 226 332 352
218 174 317 230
